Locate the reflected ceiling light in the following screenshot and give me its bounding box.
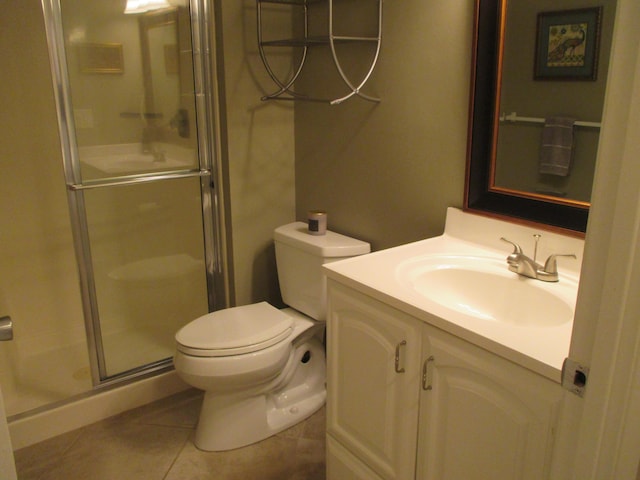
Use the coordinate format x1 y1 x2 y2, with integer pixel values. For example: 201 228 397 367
124 0 172 14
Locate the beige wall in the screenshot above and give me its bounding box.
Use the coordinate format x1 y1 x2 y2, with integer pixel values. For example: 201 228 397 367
3 0 474 329
224 0 475 302
294 1 474 251
218 0 297 306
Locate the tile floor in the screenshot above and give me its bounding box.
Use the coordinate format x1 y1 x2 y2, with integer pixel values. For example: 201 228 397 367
14 389 326 480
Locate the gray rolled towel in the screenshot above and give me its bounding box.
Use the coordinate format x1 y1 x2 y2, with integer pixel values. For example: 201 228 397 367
539 116 575 176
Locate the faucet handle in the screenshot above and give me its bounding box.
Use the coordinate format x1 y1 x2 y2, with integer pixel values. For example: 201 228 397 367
500 237 523 254
543 254 577 275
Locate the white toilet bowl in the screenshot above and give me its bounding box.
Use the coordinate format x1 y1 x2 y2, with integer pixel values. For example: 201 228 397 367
174 222 370 451
174 303 326 451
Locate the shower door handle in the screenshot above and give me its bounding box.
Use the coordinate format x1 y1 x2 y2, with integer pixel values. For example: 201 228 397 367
0 316 13 341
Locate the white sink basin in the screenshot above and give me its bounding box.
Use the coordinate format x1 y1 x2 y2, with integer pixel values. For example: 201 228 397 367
324 208 584 380
398 255 575 327
79 143 195 176
82 152 192 174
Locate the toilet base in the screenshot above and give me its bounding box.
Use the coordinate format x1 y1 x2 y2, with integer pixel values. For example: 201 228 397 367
193 338 326 451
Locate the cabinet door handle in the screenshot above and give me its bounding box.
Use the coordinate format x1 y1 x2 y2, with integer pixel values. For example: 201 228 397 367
394 340 407 373
0 316 12 341
422 356 435 390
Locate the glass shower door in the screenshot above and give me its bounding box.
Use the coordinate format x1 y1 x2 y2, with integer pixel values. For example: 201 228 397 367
83 178 209 378
44 0 222 381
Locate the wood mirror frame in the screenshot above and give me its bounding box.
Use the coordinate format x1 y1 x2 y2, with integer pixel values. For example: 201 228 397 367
464 0 589 235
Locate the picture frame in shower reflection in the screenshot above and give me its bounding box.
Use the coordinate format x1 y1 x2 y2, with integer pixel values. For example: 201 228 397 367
76 43 124 74
534 7 602 81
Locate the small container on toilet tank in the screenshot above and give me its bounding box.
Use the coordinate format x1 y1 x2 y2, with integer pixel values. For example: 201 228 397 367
307 211 327 235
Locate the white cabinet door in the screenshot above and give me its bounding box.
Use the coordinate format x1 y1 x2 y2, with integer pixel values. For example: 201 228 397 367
326 281 422 480
327 434 386 480
417 326 562 480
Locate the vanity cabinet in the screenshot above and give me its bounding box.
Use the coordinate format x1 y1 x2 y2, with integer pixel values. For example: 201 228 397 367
326 281 422 480
326 280 563 480
416 326 561 480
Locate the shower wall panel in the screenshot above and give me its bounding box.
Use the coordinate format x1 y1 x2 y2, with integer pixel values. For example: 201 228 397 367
0 0 91 417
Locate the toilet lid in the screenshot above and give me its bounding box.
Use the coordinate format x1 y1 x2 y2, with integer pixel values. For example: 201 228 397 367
175 302 294 356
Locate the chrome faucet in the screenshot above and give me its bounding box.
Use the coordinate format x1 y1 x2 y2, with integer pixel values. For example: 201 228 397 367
141 127 166 162
150 146 166 163
500 236 575 282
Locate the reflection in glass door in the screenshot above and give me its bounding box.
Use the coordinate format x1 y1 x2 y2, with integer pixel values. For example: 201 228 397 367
43 0 225 382
84 178 209 377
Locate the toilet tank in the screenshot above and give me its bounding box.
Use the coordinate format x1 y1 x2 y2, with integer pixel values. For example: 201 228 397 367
274 222 370 320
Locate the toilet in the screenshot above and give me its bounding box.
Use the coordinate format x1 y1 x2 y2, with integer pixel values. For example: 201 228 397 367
173 221 370 451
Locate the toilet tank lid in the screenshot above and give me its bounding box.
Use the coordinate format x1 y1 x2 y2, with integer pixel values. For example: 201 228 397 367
274 222 370 258
175 302 293 351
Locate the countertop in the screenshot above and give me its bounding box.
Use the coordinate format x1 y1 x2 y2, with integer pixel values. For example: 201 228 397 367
323 208 584 382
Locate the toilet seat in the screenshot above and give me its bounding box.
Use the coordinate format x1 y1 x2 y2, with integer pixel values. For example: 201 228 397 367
175 302 294 357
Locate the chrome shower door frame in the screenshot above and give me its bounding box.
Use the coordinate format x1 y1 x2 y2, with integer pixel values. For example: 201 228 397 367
40 0 227 387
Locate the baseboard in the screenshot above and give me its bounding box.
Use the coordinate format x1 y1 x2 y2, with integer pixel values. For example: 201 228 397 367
9 371 190 450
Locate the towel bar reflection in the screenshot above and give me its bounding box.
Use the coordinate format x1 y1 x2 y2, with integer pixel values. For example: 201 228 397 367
500 112 601 129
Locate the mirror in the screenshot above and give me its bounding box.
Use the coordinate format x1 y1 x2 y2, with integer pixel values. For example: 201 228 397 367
139 9 181 132
465 0 617 234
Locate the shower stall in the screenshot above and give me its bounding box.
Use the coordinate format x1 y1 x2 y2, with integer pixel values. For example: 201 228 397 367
0 0 226 421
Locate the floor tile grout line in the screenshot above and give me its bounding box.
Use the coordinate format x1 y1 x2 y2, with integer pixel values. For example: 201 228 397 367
162 429 195 480
34 427 86 480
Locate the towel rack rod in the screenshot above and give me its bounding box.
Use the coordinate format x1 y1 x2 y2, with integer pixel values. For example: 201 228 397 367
499 112 601 129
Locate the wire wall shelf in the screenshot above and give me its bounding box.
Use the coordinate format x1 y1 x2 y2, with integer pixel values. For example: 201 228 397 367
257 0 382 105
